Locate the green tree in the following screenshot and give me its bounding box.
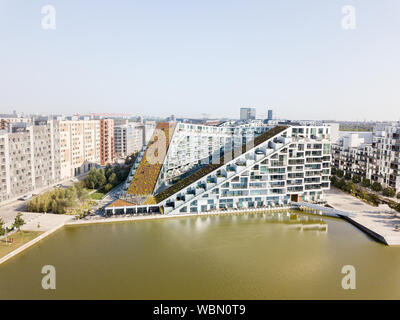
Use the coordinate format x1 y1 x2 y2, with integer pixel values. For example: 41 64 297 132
344 172 352 180
361 178 371 188
352 175 361 184
0 218 5 236
95 169 106 188
104 183 113 193
382 187 396 198
346 182 357 194
51 199 58 213
13 212 25 231
336 170 344 178
397 193 400 200
108 172 117 186
371 182 383 192
331 167 337 176
337 178 346 189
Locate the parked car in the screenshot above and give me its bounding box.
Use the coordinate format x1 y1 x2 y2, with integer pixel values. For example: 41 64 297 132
18 194 33 201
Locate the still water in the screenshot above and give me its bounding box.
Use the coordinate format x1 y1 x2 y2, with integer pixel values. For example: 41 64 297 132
1 210 400 299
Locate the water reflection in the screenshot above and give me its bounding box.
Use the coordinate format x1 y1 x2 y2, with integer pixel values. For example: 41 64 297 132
189 211 327 233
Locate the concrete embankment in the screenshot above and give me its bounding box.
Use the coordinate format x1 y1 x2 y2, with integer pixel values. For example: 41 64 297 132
0 223 66 266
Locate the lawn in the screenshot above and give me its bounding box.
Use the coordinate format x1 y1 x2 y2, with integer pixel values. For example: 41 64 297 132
90 190 106 200
0 231 43 259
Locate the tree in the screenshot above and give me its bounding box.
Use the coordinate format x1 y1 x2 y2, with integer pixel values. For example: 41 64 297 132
337 178 346 189
95 169 106 188
51 199 58 213
104 183 113 193
397 192 400 200
382 187 396 198
336 170 344 178
344 172 352 180
108 173 117 186
331 167 337 176
13 212 25 231
371 182 383 192
330 176 338 185
352 175 361 184
346 182 357 194
361 178 371 188
0 218 5 236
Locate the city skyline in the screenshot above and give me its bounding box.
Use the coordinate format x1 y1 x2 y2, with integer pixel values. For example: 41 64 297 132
1 1 399 121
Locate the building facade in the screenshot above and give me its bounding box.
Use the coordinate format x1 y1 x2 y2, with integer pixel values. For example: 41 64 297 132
100 119 114 165
0 119 60 203
106 123 331 215
240 108 256 121
114 122 144 158
331 122 400 192
59 118 100 179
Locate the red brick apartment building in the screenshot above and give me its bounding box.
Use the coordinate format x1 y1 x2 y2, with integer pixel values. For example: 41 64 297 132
100 119 115 166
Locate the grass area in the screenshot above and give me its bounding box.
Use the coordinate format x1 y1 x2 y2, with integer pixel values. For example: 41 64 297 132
0 231 43 258
90 190 106 200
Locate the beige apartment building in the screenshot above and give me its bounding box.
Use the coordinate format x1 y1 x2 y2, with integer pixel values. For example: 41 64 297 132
59 118 101 179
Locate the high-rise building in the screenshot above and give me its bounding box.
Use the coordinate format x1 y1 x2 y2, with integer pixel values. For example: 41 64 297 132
105 122 332 215
114 122 144 158
267 109 273 121
0 114 31 131
331 122 400 192
240 108 256 120
0 119 60 203
59 118 100 179
100 119 115 166
143 121 156 145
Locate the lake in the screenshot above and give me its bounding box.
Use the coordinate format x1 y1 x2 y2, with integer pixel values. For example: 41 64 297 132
1 210 400 299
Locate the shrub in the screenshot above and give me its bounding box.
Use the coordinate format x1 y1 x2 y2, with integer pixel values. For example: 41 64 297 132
352 175 361 184
371 182 383 192
13 212 25 230
361 178 371 188
104 183 113 193
368 193 380 206
382 187 396 198
336 170 344 178
331 167 337 175
0 218 5 236
344 172 352 180
397 192 400 200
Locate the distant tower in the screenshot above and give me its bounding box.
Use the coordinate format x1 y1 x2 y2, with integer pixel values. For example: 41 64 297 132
267 109 273 121
240 107 256 120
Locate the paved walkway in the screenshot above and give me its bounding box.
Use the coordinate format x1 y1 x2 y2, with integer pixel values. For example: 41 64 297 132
325 188 400 245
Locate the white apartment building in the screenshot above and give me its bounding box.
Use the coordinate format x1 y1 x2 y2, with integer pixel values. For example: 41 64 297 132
106 122 331 215
114 122 144 158
0 119 60 203
332 122 400 192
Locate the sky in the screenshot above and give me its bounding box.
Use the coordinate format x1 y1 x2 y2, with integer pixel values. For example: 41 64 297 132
0 0 399 121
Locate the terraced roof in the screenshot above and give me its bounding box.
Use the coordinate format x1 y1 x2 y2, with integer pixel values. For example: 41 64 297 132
127 122 176 196
154 125 288 203
107 199 137 208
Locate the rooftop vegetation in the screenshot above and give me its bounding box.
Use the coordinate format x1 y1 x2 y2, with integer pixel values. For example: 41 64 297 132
127 123 176 196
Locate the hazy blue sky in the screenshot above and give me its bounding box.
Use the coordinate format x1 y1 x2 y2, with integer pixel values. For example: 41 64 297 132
0 0 399 120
